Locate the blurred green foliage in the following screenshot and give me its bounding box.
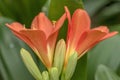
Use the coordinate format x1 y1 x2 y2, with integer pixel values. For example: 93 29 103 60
0 0 120 80
84 0 120 27
84 0 120 80
0 0 46 27
95 65 120 80
88 35 120 80
0 17 34 80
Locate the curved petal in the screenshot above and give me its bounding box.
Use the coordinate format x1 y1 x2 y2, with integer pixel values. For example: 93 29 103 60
47 31 58 62
13 31 35 50
64 6 72 46
52 13 66 34
71 9 90 31
92 26 118 40
64 6 72 26
31 13 53 38
100 31 118 41
76 30 107 57
6 22 25 32
92 26 109 33
71 8 90 43
65 6 91 49
47 13 66 56
20 30 52 68
78 31 118 59
6 23 35 50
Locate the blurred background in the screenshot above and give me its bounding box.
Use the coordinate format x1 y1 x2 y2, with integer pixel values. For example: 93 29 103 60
0 0 120 80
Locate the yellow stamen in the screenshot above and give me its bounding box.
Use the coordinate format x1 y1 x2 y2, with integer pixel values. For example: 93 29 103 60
52 21 56 27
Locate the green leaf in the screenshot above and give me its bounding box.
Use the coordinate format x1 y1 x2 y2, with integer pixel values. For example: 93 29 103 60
84 0 120 26
84 0 109 16
0 17 34 80
95 65 120 80
109 24 120 32
49 0 84 20
87 35 120 80
0 0 46 27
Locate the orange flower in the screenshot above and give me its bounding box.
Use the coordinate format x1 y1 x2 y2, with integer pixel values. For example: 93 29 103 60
6 12 66 69
64 7 118 64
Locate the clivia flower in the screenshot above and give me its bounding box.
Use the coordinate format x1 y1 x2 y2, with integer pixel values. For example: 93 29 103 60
6 6 118 80
61 7 118 80
64 6 118 66
6 12 66 69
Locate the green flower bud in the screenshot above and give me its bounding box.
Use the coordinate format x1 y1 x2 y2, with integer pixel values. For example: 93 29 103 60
42 71 49 80
20 48 42 80
49 67 59 80
62 52 78 80
53 39 66 75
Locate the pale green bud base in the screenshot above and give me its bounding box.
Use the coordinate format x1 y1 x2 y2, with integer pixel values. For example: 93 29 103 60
20 40 78 80
61 52 78 80
53 39 66 76
20 48 42 80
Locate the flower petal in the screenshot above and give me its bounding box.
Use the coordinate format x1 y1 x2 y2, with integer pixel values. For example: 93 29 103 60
47 32 58 61
46 13 66 59
20 30 52 68
64 6 72 46
71 8 90 40
31 13 53 38
100 31 118 41
6 22 25 32
52 13 66 33
72 9 90 30
65 6 91 49
64 6 72 25
92 26 109 33
76 30 107 57
92 26 118 40
6 23 35 50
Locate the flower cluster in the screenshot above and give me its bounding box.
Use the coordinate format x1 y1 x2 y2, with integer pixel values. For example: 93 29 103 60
6 6 118 80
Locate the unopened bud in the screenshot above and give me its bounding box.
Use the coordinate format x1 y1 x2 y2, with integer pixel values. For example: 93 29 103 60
20 48 42 80
49 67 59 80
62 51 78 80
53 39 66 75
42 71 49 80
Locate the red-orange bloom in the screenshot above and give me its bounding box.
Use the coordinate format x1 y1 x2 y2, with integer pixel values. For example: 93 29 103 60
64 7 118 62
6 12 66 69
